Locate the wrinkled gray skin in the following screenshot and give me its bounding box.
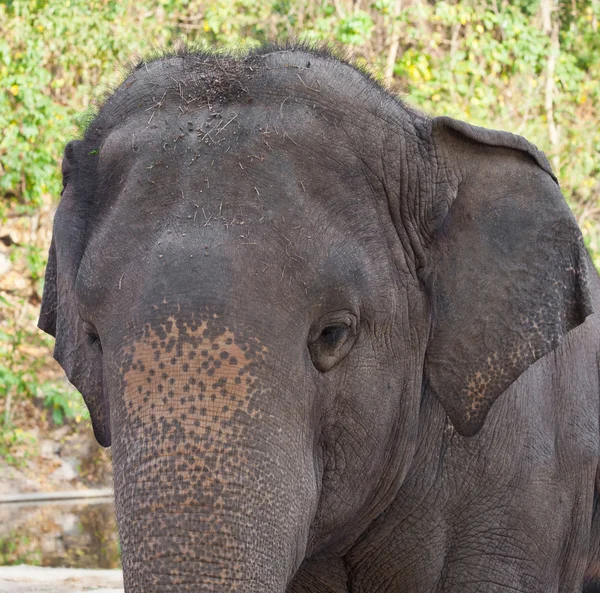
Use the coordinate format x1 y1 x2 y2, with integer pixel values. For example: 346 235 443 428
39 47 600 593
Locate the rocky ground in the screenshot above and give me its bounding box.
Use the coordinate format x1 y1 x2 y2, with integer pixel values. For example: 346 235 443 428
0 423 113 497
0 418 120 590
0 565 123 592
0 403 118 569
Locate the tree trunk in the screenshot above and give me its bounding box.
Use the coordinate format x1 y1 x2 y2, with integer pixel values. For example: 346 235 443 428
541 0 560 170
384 0 403 87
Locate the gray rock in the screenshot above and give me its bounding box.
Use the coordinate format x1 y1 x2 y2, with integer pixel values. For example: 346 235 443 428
49 459 78 482
39 439 60 460
0 251 11 276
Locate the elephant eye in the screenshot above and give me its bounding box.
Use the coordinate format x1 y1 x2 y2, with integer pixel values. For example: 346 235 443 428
308 313 357 373
82 320 98 337
318 324 348 346
82 320 102 350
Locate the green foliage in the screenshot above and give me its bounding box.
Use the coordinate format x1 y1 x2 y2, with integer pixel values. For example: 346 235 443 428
0 6 69 212
43 384 89 426
0 297 50 403
0 531 42 566
200 0 289 44
0 425 36 467
24 244 46 295
0 0 173 215
335 11 375 45
0 291 87 465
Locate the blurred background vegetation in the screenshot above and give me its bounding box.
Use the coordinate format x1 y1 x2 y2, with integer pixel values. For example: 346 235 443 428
0 0 599 470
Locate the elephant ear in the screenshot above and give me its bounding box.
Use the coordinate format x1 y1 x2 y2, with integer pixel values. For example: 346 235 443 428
424 116 593 437
38 140 111 447
39 236 57 336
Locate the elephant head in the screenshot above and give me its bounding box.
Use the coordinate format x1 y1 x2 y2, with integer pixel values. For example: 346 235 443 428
39 47 592 592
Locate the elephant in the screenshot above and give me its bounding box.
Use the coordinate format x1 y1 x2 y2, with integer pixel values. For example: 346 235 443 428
38 45 600 593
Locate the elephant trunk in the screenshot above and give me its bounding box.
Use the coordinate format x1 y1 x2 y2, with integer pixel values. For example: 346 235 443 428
109 318 317 592
113 450 306 592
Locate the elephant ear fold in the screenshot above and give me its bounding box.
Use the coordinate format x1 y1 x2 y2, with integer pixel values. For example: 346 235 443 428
433 116 559 184
38 141 76 337
38 236 57 336
424 116 593 437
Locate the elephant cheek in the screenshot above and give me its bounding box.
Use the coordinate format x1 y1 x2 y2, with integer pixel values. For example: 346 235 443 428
108 318 312 591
